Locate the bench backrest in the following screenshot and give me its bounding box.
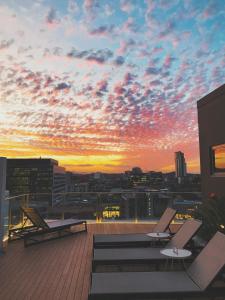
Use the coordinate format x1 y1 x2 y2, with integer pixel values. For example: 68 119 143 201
154 207 177 233
21 207 49 230
167 219 202 249
187 231 225 290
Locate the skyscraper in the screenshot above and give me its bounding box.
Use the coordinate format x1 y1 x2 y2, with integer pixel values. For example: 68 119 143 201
175 151 187 183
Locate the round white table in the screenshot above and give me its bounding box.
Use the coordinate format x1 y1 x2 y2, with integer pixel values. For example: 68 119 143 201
160 248 192 270
146 232 170 239
160 248 192 258
146 232 171 247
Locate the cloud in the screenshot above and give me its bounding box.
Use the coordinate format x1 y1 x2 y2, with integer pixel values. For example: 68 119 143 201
90 25 114 36
0 39 14 50
67 48 113 64
152 46 163 54
200 1 220 20
87 49 113 63
52 47 63 56
96 79 108 92
145 67 161 75
158 21 176 39
196 49 209 59
123 72 135 85
120 0 135 13
45 7 59 25
67 48 88 58
163 55 176 68
113 82 126 95
113 56 125 66
94 79 108 96
83 0 99 20
104 4 114 16
68 0 79 14
55 82 71 90
73 164 94 167
122 17 139 33
117 38 135 55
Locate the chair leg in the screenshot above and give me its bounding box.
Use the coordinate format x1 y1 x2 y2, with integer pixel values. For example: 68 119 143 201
84 221 88 231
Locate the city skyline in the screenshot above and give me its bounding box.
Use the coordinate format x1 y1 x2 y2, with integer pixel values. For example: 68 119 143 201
0 0 225 173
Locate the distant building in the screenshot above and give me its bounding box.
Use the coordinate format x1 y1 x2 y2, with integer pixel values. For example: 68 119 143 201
74 182 89 192
131 167 143 175
175 151 187 183
65 172 73 192
6 158 66 206
93 172 103 180
163 172 176 183
197 84 225 198
148 171 164 188
151 193 172 217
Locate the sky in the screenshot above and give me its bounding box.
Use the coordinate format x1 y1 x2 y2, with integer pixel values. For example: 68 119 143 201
0 0 225 174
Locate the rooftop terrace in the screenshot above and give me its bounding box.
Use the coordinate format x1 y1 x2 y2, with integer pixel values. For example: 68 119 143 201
1 222 183 300
2 190 225 300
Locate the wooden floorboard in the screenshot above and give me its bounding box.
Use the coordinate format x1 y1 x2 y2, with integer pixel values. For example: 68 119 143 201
0 222 172 300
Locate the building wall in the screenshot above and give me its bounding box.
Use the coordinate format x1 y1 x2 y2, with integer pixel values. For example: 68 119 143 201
6 158 65 206
0 158 8 251
52 165 66 205
197 84 225 198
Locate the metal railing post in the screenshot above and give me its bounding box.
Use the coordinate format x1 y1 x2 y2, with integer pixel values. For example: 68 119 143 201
96 193 99 223
96 193 102 223
61 193 65 220
8 198 12 230
134 193 138 223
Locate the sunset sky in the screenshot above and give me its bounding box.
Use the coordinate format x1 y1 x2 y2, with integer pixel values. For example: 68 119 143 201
0 0 225 173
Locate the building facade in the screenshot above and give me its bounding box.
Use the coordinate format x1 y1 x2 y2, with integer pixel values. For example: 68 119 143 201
197 84 225 198
175 151 187 183
6 158 66 206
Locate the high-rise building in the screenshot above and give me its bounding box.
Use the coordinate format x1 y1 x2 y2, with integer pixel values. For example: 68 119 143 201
198 84 225 198
175 151 187 183
6 158 66 206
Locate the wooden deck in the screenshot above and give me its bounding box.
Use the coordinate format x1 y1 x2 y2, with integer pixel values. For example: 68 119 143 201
0 222 179 300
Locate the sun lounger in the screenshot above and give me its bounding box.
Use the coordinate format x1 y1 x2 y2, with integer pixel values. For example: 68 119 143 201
21 207 87 247
94 207 177 248
92 219 202 271
89 231 225 299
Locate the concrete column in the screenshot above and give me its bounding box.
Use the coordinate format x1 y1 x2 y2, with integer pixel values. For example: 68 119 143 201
0 157 8 253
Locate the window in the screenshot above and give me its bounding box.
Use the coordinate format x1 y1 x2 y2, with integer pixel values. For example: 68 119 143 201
211 144 225 175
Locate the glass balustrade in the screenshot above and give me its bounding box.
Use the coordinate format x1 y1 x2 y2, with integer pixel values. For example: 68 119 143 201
6 191 202 233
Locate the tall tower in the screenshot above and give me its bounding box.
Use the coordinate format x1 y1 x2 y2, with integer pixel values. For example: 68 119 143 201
175 151 187 183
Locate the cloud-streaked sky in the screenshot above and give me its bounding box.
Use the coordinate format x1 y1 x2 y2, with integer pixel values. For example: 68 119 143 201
0 0 224 173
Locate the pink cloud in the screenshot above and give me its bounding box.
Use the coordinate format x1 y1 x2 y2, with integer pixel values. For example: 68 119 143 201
120 0 134 13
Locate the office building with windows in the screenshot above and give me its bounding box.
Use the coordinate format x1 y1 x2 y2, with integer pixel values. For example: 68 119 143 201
6 158 66 206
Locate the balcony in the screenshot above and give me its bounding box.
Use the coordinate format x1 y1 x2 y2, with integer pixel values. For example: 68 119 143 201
0 191 207 299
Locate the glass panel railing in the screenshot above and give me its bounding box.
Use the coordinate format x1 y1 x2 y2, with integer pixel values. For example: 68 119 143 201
47 192 99 221
8 194 29 230
7 191 202 231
